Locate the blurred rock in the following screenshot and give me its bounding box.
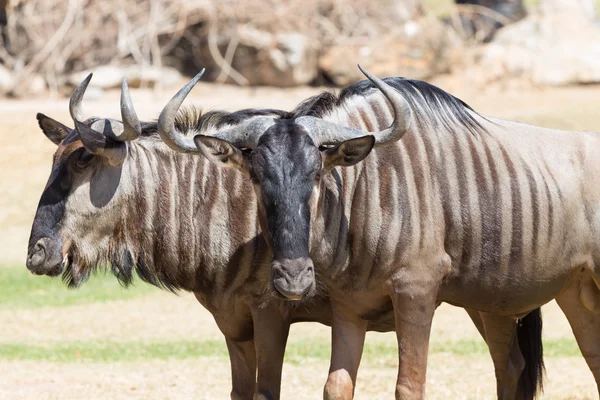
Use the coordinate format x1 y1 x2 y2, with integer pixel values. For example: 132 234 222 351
0 64 13 92
471 1 600 85
68 66 182 89
319 19 462 86
126 66 182 88
68 66 122 89
453 0 527 42
80 86 105 100
197 28 318 87
27 74 46 94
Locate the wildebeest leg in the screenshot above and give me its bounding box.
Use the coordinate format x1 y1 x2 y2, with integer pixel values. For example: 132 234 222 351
480 313 525 400
464 308 486 337
323 300 368 400
252 303 291 400
389 280 439 400
465 309 534 400
225 338 257 400
556 275 600 394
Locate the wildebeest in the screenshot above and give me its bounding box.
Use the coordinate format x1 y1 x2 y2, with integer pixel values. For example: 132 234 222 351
183 65 600 399
157 71 546 399
26 74 338 400
27 72 498 399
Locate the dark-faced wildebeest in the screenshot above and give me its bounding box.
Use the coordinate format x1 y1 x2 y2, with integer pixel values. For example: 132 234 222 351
26 74 344 400
182 65 600 399
28 73 495 399
156 71 545 399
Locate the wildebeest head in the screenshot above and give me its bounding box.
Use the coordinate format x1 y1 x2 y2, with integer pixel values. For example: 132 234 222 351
158 66 412 301
26 74 143 284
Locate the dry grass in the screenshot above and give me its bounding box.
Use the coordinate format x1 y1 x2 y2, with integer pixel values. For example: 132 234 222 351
0 296 596 399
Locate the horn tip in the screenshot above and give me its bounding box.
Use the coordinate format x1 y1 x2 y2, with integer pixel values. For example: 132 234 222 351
192 68 206 84
357 64 374 81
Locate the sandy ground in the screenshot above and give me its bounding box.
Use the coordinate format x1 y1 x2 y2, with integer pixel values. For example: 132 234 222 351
0 356 595 400
2 79 600 398
0 292 596 399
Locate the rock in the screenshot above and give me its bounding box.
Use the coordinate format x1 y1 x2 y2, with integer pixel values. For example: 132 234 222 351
68 65 183 89
68 65 123 89
0 64 13 92
319 18 462 86
452 0 527 42
27 74 46 94
472 2 600 85
195 28 318 87
125 66 182 88
80 86 105 100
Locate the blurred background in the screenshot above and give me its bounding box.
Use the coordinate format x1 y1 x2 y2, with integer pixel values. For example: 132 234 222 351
1 0 600 95
1 0 599 399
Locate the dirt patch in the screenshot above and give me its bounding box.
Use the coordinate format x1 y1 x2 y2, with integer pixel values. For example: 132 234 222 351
0 355 594 400
1 288 596 398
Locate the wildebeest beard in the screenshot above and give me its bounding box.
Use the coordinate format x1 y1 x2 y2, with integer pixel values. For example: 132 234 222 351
58 227 135 289
59 223 185 292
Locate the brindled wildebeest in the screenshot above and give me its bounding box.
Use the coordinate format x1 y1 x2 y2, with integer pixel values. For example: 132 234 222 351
181 65 600 399
156 71 546 399
26 74 342 400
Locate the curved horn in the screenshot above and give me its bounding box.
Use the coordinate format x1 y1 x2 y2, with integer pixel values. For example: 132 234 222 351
68 73 127 164
117 78 141 142
295 65 412 148
159 68 275 152
69 73 93 123
157 69 205 154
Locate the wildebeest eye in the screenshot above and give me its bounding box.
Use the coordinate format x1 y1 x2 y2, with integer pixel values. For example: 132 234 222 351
73 152 94 171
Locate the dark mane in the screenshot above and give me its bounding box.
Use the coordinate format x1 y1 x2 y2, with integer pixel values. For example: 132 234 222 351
139 78 486 138
140 107 288 137
290 77 487 135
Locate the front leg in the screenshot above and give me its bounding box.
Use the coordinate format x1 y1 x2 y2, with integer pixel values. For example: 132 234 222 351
226 338 257 400
324 299 368 400
251 302 291 400
390 277 440 400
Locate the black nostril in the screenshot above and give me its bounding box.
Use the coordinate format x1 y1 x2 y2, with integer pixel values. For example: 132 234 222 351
271 266 283 279
304 262 314 275
26 240 47 269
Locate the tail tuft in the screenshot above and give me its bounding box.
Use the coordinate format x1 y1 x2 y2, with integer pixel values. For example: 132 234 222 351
517 308 545 399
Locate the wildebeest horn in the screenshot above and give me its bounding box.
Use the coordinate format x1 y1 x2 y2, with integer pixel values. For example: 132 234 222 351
70 74 141 142
68 73 127 164
118 78 141 141
295 65 412 148
69 73 93 124
158 68 276 152
157 69 206 154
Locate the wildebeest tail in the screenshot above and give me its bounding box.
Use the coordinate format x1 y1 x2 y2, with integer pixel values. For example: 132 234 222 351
517 308 545 399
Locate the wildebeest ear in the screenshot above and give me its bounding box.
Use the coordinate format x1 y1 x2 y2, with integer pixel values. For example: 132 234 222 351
193 135 250 175
323 135 375 172
73 120 127 166
36 113 72 146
